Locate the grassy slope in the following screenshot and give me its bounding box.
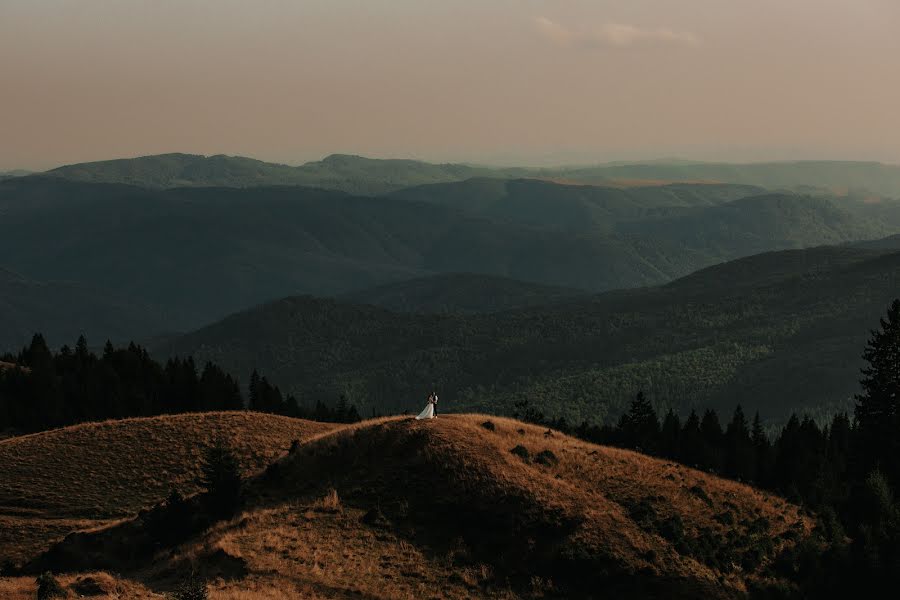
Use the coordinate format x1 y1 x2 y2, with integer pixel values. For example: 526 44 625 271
10 415 811 599
0 412 337 563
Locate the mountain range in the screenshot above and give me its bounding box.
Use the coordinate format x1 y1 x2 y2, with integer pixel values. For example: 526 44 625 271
34 153 900 197
43 153 509 195
2 174 898 352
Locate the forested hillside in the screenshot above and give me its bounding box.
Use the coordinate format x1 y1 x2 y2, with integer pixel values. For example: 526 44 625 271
390 178 764 232
0 269 167 352
159 244 900 425
2 176 896 350
559 160 900 198
340 273 585 314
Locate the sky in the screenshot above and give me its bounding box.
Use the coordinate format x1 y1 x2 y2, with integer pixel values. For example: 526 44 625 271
2 0 899 171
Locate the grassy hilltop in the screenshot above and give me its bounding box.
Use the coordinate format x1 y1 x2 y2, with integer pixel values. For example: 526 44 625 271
0 412 811 599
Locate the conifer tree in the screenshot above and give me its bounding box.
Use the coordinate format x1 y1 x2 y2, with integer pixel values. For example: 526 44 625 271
617 391 659 452
725 405 754 481
248 370 261 411
700 409 724 473
679 409 703 467
659 409 681 459
751 411 771 486
855 299 900 486
199 438 242 519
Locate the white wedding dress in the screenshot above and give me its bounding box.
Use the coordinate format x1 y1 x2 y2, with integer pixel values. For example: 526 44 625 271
415 401 434 420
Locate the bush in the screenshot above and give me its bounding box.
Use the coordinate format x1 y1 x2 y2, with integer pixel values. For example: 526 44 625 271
510 445 531 462
36 571 66 600
169 575 208 600
0 559 15 576
313 488 342 513
481 420 496 432
534 449 558 467
688 485 713 507
361 506 388 527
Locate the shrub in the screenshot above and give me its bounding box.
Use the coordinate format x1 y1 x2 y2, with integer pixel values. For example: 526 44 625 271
510 445 531 462
534 449 558 467
481 420 496 432
715 511 736 526
263 461 284 483
146 488 193 546
360 506 388 527
169 575 208 600
36 571 66 600
313 488 342 513
0 559 15 576
688 485 713 507
289 439 301 454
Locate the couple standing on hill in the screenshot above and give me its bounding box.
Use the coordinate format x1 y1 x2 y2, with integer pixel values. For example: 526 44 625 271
415 391 439 420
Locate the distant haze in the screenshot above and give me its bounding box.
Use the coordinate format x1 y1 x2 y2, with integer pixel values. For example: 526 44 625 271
2 0 899 171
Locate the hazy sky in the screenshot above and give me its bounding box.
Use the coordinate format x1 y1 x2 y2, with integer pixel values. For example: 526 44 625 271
2 0 899 170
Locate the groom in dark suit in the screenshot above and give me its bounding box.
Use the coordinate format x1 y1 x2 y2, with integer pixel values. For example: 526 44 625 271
431 391 439 417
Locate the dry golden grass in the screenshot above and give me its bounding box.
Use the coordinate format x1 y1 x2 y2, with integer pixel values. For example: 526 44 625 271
2 413 813 599
0 411 337 562
0 572 161 599
131 414 810 599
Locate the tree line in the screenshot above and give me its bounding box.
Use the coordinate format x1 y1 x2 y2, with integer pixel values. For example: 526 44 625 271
0 335 361 434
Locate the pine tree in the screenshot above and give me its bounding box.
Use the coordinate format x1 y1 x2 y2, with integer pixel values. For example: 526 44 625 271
199 438 242 519
725 405 754 482
855 299 900 486
75 335 89 361
679 409 703 468
659 409 681 459
248 370 261 411
699 409 724 473
617 391 659 453
751 411 772 486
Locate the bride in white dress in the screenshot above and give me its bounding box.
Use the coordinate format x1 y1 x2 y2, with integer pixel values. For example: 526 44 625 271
415 393 436 420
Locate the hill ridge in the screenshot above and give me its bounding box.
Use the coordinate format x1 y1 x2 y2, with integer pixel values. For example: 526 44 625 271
18 413 812 598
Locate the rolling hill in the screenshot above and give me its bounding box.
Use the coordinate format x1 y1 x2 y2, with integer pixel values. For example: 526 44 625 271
39 153 900 198
0 170 30 181
1 176 896 351
0 268 167 353
43 153 509 195
0 412 337 564
158 244 900 425
5 414 812 598
339 273 586 314
558 160 900 199
390 178 765 233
